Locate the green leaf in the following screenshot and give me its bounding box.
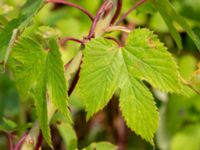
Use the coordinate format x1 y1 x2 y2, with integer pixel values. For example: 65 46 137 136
78 39 122 119
46 39 70 119
0 118 32 133
2 118 17 129
77 28 181 144
9 36 70 146
0 118 17 132
82 142 117 150
124 29 182 93
11 123 33 133
151 0 200 51
119 77 158 145
57 123 77 150
0 0 43 68
51 111 76 149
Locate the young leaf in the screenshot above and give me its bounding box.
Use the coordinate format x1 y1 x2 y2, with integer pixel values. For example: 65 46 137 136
0 0 43 67
9 36 70 146
77 28 182 144
94 0 120 37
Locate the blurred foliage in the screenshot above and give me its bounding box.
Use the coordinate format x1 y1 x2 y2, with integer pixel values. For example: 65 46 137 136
0 0 200 150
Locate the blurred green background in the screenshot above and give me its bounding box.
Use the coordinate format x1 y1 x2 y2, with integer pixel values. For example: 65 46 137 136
0 0 200 149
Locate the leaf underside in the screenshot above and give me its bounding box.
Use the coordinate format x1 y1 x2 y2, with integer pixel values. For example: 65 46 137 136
77 28 182 144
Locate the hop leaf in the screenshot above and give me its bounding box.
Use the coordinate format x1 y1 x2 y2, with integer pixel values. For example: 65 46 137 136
77 28 182 144
9 36 70 146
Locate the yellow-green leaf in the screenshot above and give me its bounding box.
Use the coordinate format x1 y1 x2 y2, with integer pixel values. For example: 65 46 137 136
77 28 181 144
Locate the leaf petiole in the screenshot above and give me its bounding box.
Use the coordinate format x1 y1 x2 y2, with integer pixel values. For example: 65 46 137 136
46 0 94 21
60 37 84 46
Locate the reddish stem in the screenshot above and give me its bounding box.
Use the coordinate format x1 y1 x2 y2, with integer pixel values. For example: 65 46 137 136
46 0 94 21
60 37 84 45
111 0 122 24
87 0 109 39
7 133 14 150
14 132 28 150
116 0 147 25
34 131 43 150
68 67 81 96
